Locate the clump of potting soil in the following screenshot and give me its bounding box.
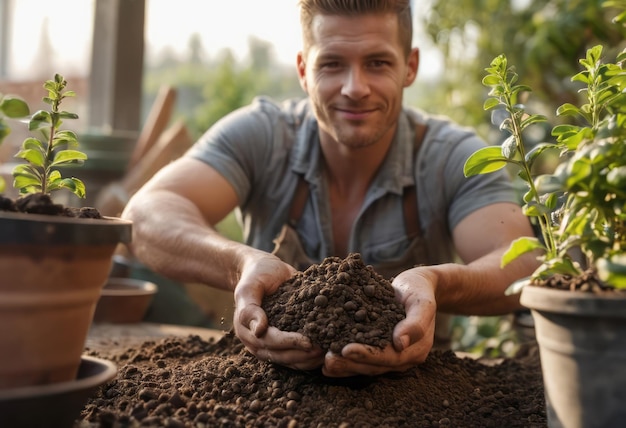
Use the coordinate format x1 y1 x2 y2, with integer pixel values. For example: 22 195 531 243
0 193 102 218
263 253 406 353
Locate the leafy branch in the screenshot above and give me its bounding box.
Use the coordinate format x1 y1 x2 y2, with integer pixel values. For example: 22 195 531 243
463 54 574 278
12 74 88 198
464 45 626 287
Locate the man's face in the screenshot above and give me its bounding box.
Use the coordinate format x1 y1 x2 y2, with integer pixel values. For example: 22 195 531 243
297 13 418 150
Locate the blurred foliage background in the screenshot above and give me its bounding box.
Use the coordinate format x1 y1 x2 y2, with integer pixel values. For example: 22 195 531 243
139 0 625 356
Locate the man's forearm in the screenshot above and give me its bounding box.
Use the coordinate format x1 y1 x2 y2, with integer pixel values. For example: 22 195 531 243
428 249 537 315
122 190 255 292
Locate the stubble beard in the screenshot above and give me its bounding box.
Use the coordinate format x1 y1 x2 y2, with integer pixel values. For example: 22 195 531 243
319 110 389 150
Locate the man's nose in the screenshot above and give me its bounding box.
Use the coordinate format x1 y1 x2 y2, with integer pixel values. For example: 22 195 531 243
341 67 370 99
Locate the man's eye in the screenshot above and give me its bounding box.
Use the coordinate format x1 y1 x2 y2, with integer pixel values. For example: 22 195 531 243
370 60 389 68
320 61 340 69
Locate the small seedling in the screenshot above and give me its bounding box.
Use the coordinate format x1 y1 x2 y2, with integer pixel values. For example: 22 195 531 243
12 74 88 198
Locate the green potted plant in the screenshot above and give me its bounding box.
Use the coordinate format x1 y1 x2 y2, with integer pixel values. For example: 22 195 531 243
0 74 131 390
464 45 626 427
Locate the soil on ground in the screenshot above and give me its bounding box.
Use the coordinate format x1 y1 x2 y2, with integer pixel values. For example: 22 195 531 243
78 254 546 427
79 334 545 428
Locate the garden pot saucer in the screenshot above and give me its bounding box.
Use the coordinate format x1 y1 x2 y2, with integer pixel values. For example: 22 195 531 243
0 355 117 428
93 277 158 323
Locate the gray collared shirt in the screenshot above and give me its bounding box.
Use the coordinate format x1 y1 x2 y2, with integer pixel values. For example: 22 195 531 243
188 96 517 266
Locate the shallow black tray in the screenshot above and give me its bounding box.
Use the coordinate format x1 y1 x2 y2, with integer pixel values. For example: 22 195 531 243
0 355 117 428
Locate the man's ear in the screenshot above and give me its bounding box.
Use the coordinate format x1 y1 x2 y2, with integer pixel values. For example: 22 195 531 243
404 47 420 87
297 51 309 94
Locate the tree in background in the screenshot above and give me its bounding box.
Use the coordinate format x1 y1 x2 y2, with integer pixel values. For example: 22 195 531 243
144 35 302 140
421 0 626 138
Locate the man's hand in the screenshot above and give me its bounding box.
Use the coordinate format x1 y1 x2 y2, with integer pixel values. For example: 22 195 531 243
233 253 325 370
322 267 437 377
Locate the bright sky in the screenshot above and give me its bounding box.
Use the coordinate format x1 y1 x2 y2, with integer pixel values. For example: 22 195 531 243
6 0 303 79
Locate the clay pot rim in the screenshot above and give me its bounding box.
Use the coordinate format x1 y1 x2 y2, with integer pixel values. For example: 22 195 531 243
0 211 132 245
521 284 626 317
102 278 158 297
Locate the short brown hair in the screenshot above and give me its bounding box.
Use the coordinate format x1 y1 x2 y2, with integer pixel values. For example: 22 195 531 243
298 0 413 57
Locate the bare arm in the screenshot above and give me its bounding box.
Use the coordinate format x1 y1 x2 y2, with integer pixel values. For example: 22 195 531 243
423 201 538 315
123 157 324 369
122 157 257 291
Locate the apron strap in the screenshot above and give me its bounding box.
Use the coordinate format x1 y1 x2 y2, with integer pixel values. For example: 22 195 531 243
288 121 429 238
288 174 309 227
403 121 428 239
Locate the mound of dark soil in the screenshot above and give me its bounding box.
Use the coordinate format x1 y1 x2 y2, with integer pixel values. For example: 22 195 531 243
79 254 545 427
79 333 546 427
263 253 405 353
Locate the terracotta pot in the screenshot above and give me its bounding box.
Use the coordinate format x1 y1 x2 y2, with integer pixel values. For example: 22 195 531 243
93 277 157 323
0 211 132 390
520 284 626 428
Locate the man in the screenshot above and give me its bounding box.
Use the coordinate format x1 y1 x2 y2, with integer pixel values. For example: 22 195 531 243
122 0 537 377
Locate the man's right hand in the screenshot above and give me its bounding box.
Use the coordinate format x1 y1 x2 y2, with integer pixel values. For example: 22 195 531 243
233 253 325 371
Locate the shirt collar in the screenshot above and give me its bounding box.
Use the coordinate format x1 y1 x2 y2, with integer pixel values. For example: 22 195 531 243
290 102 416 195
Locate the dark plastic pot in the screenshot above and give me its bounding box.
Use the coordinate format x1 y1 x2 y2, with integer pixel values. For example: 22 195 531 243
520 285 626 428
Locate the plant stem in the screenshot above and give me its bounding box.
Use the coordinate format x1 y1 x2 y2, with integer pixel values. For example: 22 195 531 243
504 90 558 260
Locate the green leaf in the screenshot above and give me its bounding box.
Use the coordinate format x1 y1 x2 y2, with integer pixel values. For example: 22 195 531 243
520 114 547 130
571 71 590 85
597 255 626 289
48 169 61 182
21 137 44 151
523 201 552 217
463 146 508 177
15 148 45 167
482 75 501 86
13 173 41 190
556 103 582 118
12 162 40 177
28 110 52 131
511 85 532 97
51 149 88 167
535 258 581 278
52 130 79 148
501 237 545 268
535 174 565 194
483 97 500 110
0 96 30 118
52 177 86 199
525 143 559 168
58 111 79 120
